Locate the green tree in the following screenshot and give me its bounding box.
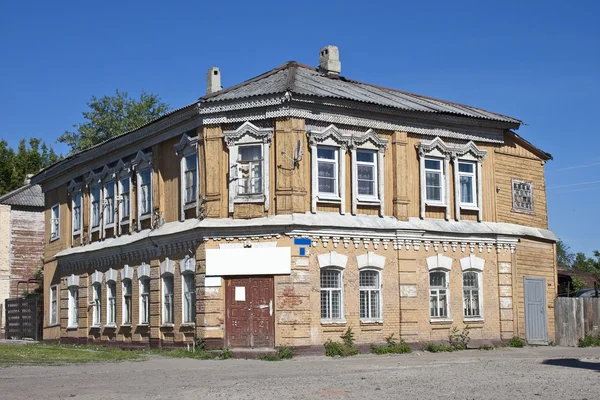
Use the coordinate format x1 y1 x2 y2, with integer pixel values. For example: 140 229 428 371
0 140 18 194
572 251 600 273
556 240 575 268
57 90 170 152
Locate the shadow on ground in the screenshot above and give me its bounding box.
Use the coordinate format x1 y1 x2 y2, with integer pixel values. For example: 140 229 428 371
542 358 600 372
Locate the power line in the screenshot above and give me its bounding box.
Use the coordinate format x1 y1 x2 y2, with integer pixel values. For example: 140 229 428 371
551 186 600 195
547 180 600 189
546 161 600 172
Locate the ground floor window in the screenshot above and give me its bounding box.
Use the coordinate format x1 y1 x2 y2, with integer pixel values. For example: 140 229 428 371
139 278 150 325
49 285 58 325
162 275 174 325
463 271 481 318
320 268 342 320
182 273 195 324
92 283 101 326
359 270 381 320
107 282 117 326
122 280 132 325
430 270 449 318
68 286 78 327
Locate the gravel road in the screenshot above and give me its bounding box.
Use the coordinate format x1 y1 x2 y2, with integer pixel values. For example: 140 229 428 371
1 346 599 400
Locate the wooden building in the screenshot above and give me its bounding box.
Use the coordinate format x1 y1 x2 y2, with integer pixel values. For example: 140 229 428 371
32 46 557 349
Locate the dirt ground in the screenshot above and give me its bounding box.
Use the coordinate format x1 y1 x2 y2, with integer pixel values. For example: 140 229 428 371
1 346 599 400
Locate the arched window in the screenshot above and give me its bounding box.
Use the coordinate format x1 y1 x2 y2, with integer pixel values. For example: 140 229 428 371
181 256 196 324
161 258 175 325
430 270 449 318
359 270 381 320
463 271 481 318
320 268 343 321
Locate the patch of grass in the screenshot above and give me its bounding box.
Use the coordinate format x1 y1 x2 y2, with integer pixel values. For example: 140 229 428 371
0 344 140 367
508 336 526 348
142 348 217 360
424 342 454 353
371 333 412 355
478 344 495 351
578 334 600 348
259 347 293 361
324 327 359 357
218 347 233 360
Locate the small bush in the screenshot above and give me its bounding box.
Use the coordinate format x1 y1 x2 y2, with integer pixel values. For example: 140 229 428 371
371 334 412 355
578 334 600 348
425 342 453 353
219 347 233 359
508 336 526 348
277 346 293 360
324 327 359 357
478 345 495 351
448 327 470 350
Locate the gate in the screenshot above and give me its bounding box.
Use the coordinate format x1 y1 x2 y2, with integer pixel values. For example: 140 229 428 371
524 277 548 345
4 296 43 340
554 297 600 346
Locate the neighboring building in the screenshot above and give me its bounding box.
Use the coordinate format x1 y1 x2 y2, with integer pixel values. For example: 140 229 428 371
32 46 557 349
0 183 45 329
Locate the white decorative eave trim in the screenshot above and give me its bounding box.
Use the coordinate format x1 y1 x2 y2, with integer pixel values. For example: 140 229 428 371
66 274 79 287
161 258 175 276
131 150 153 169
91 270 103 284
122 264 133 280
417 137 453 159
356 252 386 270
460 254 485 271
317 251 348 269
180 255 195 274
350 129 388 152
223 121 273 148
455 141 487 161
174 134 198 156
105 268 117 283
307 124 351 149
426 254 453 271
137 262 151 279
85 170 102 187
67 180 83 194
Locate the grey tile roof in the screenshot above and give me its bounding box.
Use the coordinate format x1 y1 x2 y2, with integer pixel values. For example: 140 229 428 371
201 62 522 125
0 184 44 208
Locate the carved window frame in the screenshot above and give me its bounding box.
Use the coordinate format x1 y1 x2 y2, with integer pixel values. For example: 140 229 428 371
350 129 387 216
132 151 153 230
68 180 83 241
116 160 133 234
224 122 273 213
175 134 199 221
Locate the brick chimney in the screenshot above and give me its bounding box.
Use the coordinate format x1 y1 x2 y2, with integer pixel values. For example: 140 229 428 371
206 67 222 95
319 45 341 75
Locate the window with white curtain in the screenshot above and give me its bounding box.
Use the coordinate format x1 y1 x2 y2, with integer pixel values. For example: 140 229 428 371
139 277 150 325
162 275 174 325
356 150 377 198
320 269 343 320
122 279 132 325
430 270 449 318
183 154 198 204
50 204 60 241
104 181 115 226
317 146 338 195
463 271 481 318
72 192 81 235
182 273 195 324
139 169 152 216
91 186 101 229
458 161 476 206
359 270 381 320
107 281 117 326
425 158 444 203
92 283 101 326
119 177 130 221
68 286 78 328
237 145 262 195
49 285 58 325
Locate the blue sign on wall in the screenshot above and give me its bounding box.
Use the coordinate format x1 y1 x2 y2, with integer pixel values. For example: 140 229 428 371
294 238 312 246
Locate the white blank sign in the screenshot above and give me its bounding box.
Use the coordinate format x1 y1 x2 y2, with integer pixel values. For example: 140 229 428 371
235 286 246 302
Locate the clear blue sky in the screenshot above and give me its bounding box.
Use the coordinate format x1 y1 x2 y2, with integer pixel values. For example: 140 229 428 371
1 0 598 256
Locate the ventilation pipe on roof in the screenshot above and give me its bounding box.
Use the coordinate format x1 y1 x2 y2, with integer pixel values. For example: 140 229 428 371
206 67 222 95
24 174 33 185
319 45 341 75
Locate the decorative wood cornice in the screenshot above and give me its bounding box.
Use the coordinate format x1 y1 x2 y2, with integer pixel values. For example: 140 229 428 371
223 121 273 147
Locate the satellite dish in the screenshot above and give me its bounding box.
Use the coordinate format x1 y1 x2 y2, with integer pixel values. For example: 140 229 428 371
294 139 303 161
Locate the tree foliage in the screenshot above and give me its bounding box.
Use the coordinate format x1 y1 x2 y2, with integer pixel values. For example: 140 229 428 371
556 240 575 268
572 251 600 273
0 138 60 196
57 90 170 152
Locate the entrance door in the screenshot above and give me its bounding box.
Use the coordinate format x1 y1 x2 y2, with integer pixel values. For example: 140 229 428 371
524 277 548 345
225 277 274 348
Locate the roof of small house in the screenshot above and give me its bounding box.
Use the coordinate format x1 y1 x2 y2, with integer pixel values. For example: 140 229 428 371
201 62 523 124
0 184 44 208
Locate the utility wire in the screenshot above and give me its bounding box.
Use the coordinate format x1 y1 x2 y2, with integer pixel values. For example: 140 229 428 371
547 180 600 189
551 186 600 195
546 162 600 172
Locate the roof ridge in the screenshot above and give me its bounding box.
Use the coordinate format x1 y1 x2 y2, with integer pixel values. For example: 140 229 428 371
0 183 33 202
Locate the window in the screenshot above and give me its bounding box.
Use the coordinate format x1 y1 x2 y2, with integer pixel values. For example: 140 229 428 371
320 269 343 321
104 182 115 226
91 186 101 229
50 204 60 241
162 275 174 325
463 271 481 318
122 280 132 325
183 273 195 324
356 150 377 198
139 278 150 325
317 146 338 195
183 154 198 204
107 282 116 326
92 283 101 326
430 270 449 318
458 162 476 206
68 286 78 328
359 270 381 320
72 193 81 235
139 169 152 216
237 145 262 195
425 158 444 203
49 285 58 325
119 178 130 221
512 179 534 213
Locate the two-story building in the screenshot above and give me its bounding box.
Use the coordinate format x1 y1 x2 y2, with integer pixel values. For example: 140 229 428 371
32 46 557 350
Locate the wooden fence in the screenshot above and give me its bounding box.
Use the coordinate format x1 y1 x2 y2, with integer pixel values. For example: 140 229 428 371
554 297 600 346
4 296 43 341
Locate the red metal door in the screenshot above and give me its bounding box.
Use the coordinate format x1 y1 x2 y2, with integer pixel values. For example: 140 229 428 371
225 277 274 348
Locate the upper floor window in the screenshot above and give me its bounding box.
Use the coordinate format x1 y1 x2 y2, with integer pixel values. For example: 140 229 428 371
458 161 476 206
119 177 130 222
317 146 338 195
224 122 273 214
512 179 534 214
139 169 152 216
184 154 198 204
425 158 444 204
104 181 116 226
237 145 262 195
72 192 81 236
50 204 60 241
91 186 101 230
356 150 377 198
